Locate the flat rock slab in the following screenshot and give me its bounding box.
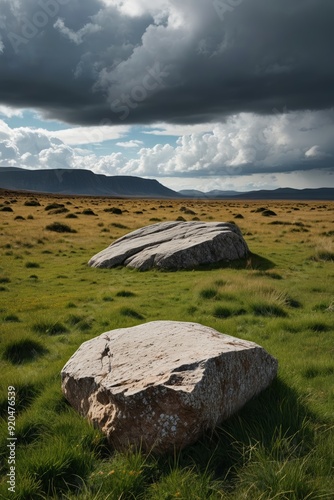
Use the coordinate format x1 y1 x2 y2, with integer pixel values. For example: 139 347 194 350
61 321 278 454
88 221 249 270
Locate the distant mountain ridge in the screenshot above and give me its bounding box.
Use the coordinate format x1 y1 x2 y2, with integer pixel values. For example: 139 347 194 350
0 167 181 198
233 187 334 201
0 167 333 200
179 189 240 198
180 187 334 201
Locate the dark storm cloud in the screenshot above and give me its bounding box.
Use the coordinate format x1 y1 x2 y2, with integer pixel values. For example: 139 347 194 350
0 0 333 126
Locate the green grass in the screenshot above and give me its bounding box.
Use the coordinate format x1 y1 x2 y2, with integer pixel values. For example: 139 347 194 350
0 195 334 499
251 302 288 317
119 307 144 320
3 338 47 364
3 314 20 322
25 261 40 269
32 320 68 335
199 287 221 300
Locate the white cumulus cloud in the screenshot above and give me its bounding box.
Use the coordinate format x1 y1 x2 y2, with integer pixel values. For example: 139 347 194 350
0 108 333 189
50 125 131 146
0 106 24 118
54 18 102 45
119 110 334 178
116 140 144 148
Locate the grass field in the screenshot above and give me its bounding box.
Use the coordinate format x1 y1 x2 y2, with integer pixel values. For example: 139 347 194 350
0 191 333 499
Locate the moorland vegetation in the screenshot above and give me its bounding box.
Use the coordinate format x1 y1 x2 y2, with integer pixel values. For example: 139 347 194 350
0 191 333 499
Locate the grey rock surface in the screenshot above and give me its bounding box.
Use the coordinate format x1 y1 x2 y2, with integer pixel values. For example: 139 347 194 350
61 321 278 453
88 221 249 270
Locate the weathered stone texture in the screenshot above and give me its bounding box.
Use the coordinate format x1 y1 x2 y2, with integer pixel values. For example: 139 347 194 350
61 321 277 453
88 221 249 270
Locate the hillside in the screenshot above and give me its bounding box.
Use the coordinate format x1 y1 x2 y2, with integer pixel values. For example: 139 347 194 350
0 167 181 198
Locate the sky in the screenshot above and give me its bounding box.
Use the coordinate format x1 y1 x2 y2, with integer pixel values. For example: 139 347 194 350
0 0 333 193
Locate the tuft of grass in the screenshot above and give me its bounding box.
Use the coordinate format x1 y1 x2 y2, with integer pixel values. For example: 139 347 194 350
119 307 144 320
15 414 50 446
253 206 267 212
82 208 97 216
25 261 40 268
261 209 277 217
45 202 65 211
311 239 334 262
321 229 334 237
3 314 20 322
3 338 47 364
111 222 128 229
104 207 123 215
199 287 220 300
66 314 93 332
251 302 288 317
20 436 94 497
102 295 114 302
313 250 334 262
24 199 41 207
48 207 69 215
45 222 77 233
66 302 77 308
116 290 136 297
66 314 83 326
213 305 246 318
308 321 330 333
32 321 68 335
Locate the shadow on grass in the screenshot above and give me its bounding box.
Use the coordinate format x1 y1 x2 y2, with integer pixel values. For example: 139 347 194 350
160 377 316 486
196 252 276 272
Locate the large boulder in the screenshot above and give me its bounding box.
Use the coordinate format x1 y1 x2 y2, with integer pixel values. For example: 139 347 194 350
61 321 277 454
88 221 249 270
